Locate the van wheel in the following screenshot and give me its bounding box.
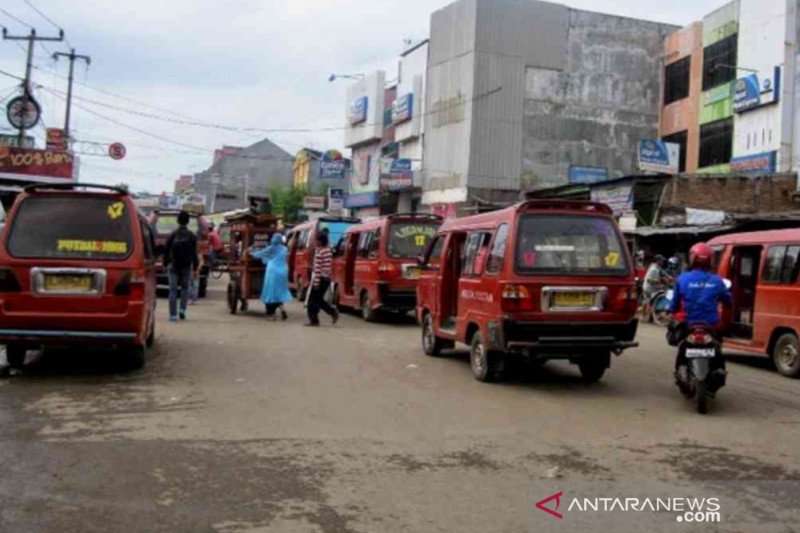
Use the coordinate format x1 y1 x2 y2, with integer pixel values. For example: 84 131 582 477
578 352 610 383
773 332 800 378
126 345 146 371
470 332 504 382
422 314 451 356
5 345 27 369
361 292 377 322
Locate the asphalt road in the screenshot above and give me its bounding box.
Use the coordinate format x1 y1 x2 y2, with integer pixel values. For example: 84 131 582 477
1 279 798 532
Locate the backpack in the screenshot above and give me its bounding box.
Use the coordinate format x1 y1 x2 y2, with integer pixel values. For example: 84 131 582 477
170 228 196 271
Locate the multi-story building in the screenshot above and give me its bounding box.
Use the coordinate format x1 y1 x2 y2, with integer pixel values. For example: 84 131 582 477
659 0 800 175
421 0 677 214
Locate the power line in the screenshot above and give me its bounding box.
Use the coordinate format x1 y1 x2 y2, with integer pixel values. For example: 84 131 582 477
19 0 70 48
0 7 33 28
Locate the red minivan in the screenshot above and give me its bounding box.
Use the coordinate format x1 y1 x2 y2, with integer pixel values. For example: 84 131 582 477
286 216 360 300
332 214 442 320
0 184 158 369
416 200 639 383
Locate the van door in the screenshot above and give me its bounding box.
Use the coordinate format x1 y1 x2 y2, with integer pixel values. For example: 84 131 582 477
728 245 762 339
439 232 466 331
344 232 359 298
456 231 494 335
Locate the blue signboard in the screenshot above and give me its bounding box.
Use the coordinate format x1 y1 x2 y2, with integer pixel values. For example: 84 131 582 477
733 67 781 114
730 151 776 175
380 158 414 191
391 93 414 124
568 166 608 184
345 191 379 208
638 139 680 174
348 96 368 125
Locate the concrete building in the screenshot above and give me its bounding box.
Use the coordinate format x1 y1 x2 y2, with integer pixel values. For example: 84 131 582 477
659 0 800 176
194 138 294 213
422 0 677 213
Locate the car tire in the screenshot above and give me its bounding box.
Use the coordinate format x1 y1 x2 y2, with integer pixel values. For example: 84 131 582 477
5 345 27 369
772 332 800 378
422 313 451 357
361 292 377 322
126 345 146 371
470 331 504 382
578 352 610 384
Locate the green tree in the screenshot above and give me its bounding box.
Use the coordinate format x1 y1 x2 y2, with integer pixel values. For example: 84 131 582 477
268 184 309 223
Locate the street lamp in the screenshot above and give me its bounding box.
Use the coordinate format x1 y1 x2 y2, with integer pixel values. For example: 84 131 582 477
712 64 759 74
328 73 365 82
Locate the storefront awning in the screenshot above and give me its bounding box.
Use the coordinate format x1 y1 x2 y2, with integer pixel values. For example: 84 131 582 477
635 224 735 237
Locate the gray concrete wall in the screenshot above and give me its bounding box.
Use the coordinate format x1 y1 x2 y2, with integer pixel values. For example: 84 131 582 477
522 10 676 190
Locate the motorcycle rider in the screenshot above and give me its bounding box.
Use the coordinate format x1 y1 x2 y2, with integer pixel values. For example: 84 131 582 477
642 254 669 320
669 242 732 388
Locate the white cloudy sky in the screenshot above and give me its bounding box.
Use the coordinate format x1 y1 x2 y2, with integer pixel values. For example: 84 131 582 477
0 0 722 193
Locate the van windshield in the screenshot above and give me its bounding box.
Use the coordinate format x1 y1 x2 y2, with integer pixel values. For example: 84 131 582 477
515 215 629 275
155 214 199 235
388 222 440 258
7 195 134 261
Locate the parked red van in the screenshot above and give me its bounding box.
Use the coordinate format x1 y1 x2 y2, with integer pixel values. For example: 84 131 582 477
332 214 442 320
709 229 800 377
150 209 211 297
286 216 359 299
416 200 639 383
0 184 158 369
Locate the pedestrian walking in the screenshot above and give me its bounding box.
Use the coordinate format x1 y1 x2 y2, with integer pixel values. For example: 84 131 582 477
163 211 199 322
250 233 293 320
305 231 339 327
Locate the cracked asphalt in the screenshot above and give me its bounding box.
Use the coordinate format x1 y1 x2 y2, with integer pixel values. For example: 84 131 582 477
1 280 798 532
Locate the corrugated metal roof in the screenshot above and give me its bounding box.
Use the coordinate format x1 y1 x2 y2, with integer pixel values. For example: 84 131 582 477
635 225 735 236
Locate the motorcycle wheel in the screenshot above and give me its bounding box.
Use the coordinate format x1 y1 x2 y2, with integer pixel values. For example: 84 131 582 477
651 294 672 327
696 379 709 414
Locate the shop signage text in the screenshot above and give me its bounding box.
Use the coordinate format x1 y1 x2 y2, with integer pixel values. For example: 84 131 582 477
568 165 608 184
391 93 414 124
328 187 344 214
730 151 776 175
348 96 368 125
0 146 74 181
733 67 781 113
638 140 680 174
380 158 413 191
345 191 379 208
302 196 326 210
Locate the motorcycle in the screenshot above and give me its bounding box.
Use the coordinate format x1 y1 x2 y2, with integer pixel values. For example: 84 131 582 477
674 324 727 414
649 289 674 327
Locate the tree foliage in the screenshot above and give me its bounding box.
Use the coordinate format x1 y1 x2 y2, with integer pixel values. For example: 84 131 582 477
268 184 308 223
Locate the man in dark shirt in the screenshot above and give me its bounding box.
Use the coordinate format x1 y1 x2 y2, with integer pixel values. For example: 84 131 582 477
164 211 199 321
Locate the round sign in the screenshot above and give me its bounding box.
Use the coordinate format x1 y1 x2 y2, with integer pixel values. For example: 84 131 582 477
108 142 127 160
6 95 41 130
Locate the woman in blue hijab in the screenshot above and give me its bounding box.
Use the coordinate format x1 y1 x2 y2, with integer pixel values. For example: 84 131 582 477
250 232 293 320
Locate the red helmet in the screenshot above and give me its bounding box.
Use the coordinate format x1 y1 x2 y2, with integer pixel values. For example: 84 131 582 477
689 242 713 270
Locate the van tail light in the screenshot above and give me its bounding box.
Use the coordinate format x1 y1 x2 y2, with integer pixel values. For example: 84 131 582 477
687 329 713 346
615 285 639 312
0 268 22 292
378 263 398 277
501 284 534 311
114 271 146 299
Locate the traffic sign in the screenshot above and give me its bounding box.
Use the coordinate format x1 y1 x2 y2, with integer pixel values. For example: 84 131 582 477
108 142 127 160
6 95 41 130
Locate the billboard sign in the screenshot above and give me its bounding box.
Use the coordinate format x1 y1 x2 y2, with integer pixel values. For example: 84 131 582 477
348 96 368 125
380 158 414 191
391 93 414 124
590 182 633 216
568 165 608 184
733 67 781 113
302 196 326 210
45 128 68 151
328 187 344 214
638 140 680 174
319 149 349 179
0 146 74 182
345 191 379 208
0 134 34 148
730 151 776 175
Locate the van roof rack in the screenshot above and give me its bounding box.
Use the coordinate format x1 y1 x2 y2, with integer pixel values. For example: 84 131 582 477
24 183 129 195
517 199 613 216
387 212 443 220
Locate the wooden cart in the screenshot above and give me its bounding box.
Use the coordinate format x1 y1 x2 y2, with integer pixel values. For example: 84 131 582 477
224 211 280 314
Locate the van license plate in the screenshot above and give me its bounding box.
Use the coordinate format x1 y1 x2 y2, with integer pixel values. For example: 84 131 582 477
552 292 594 308
43 274 92 292
686 348 716 359
405 266 420 280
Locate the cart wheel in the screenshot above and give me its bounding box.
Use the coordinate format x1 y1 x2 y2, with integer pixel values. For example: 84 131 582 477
227 282 238 315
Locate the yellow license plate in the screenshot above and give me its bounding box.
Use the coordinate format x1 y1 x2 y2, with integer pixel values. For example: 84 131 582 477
405 267 421 279
553 292 594 308
44 274 92 292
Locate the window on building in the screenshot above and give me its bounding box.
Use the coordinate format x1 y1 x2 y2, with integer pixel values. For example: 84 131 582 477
662 130 688 173
699 118 733 168
664 56 691 105
702 34 737 91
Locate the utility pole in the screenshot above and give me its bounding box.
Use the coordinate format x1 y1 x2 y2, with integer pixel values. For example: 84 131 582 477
2 28 65 145
53 48 91 147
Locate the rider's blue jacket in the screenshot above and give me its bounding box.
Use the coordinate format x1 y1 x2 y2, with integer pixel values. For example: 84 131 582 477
669 269 732 326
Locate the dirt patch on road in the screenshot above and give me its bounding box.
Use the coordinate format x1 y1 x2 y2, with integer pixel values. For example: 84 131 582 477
387 449 502 473
527 447 612 477
655 441 800 481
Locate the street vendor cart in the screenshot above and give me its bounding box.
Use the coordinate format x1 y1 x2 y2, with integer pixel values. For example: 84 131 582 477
224 209 280 314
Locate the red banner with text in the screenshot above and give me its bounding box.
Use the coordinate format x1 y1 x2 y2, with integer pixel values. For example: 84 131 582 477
0 146 74 182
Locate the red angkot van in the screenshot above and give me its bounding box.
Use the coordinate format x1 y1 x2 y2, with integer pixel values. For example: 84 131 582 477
332 214 442 320
286 216 360 300
0 184 158 369
416 200 639 383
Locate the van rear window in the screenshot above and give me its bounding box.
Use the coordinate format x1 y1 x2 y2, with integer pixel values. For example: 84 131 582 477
388 222 439 258
516 215 629 275
155 215 198 235
7 196 134 260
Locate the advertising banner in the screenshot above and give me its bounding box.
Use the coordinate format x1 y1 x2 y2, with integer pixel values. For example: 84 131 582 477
391 93 414 124
638 140 680 174
590 182 633 215
568 166 608 184
302 196 326 210
45 128 67 151
0 146 74 182
348 96 368 125
733 67 781 113
730 151 776 175
319 149 349 179
380 158 414 191
345 191 379 209
0 134 35 148
328 187 344 214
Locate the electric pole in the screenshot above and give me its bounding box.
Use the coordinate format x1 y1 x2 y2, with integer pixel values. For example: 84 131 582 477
53 48 91 147
2 27 65 146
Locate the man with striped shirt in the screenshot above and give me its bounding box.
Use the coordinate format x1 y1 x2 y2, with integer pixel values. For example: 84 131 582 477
305 230 339 326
